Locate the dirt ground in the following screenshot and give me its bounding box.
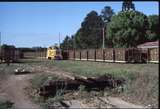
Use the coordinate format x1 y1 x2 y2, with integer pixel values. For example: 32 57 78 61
0 59 151 108
0 63 40 109
0 75 40 109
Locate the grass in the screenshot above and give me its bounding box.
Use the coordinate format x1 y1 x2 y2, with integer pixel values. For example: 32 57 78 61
49 60 158 77
28 74 62 109
48 60 159 107
30 73 58 89
0 64 20 81
21 59 158 107
17 58 44 64
0 101 14 109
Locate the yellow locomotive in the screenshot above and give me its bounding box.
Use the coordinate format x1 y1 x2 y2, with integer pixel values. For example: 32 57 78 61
46 46 62 60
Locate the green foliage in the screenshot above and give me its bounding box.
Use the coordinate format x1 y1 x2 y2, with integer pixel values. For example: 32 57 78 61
17 47 47 52
61 10 104 49
122 1 135 11
1 44 15 49
50 60 158 107
107 10 149 47
75 11 104 49
100 6 115 23
0 101 14 109
30 74 58 89
17 47 35 52
29 73 60 105
100 6 115 48
32 47 47 51
60 35 74 50
74 29 83 49
60 5 159 49
146 15 159 41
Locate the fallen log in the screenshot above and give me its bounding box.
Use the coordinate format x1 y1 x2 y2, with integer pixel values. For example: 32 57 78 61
39 74 125 97
39 79 81 97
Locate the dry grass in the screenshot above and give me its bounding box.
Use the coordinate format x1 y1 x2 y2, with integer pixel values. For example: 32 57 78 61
49 60 159 107
2 59 158 107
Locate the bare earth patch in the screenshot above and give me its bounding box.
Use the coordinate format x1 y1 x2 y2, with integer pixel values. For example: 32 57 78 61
1 59 156 108
0 71 40 109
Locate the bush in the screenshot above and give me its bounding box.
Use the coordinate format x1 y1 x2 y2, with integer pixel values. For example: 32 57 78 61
0 101 14 109
30 74 58 89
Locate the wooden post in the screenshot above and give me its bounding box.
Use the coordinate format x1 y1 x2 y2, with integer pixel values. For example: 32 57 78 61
103 49 105 62
113 49 115 62
147 48 150 63
80 50 81 60
94 49 96 61
74 49 75 60
139 48 142 63
87 50 88 61
132 48 133 62
102 27 105 49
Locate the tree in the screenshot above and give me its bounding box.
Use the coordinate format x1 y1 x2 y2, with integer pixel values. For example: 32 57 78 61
1 44 15 50
32 46 45 51
100 6 115 48
74 29 84 49
107 10 148 47
74 11 104 49
146 15 159 41
18 47 35 52
0 44 15 65
122 0 135 11
60 35 73 50
100 6 114 23
70 35 76 49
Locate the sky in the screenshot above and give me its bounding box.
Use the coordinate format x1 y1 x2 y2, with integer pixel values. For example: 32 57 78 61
0 2 159 48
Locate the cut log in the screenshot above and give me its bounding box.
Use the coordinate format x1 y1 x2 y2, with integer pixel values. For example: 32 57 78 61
39 79 81 97
60 100 83 108
59 101 70 108
39 75 125 97
74 76 93 84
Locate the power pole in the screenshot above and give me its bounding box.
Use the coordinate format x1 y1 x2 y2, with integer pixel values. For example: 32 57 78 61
74 35 76 49
102 27 105 49
0 32 1 58
0 32 1 47
59 32 61 49
91 27 105 49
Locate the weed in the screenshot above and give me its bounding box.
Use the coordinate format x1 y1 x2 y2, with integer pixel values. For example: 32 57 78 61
50 60 158 107
30 74 58 89
0 101 14 109
21 59 158 107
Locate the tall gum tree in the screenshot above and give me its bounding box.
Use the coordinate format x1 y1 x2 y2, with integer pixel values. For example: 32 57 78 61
107 10 149 47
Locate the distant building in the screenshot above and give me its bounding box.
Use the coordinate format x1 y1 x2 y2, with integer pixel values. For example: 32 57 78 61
137 40 159 63
137 40 159 49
